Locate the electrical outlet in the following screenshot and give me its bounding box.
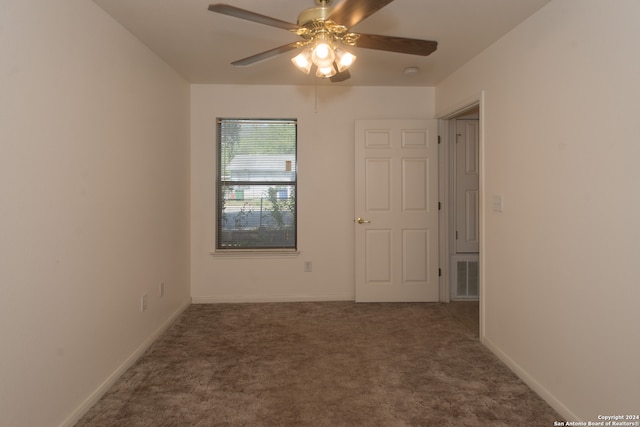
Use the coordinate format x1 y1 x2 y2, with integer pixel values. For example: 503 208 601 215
159 282 165 297
304 261 312 272
140 294 148 312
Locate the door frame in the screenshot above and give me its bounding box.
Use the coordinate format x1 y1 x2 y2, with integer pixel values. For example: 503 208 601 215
437 93 486 341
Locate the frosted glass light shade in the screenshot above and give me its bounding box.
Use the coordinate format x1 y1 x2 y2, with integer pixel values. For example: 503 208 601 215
335 48 356 73
311 42 335 68
316 65 336 78
291 49 312 74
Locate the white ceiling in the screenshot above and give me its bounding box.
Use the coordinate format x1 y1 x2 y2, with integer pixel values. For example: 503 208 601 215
93 0 551 86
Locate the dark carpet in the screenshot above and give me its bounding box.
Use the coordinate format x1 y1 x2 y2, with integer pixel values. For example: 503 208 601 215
76 302 561 426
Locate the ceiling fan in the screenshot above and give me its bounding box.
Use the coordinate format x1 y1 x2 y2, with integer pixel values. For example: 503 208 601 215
208 0 438 82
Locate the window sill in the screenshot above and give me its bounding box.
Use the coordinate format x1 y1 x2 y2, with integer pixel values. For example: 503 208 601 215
210 249 300 259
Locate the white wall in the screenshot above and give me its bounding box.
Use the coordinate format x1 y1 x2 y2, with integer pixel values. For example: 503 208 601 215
0 1 191 426
191 85 434 302
436 0 640 421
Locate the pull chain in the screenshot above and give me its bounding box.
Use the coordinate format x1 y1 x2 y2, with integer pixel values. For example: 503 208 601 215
314 85 319 113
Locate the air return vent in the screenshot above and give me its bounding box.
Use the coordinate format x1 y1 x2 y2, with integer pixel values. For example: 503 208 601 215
451 255 479 300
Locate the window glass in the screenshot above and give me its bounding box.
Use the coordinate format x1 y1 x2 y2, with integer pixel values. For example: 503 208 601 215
217 119 297 249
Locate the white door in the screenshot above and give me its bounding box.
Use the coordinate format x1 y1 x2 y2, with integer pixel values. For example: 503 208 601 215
454 120 480 253
355 120 439 302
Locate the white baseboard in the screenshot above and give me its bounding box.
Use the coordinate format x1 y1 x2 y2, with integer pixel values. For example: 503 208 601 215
59 299 192 427
482 335 579 422
191 294 354 304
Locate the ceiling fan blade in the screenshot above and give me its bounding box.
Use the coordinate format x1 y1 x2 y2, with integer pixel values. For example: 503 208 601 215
231 43 300 67
328 0 395 29
355 33 437 56
208 4 301 31
330 69 351 83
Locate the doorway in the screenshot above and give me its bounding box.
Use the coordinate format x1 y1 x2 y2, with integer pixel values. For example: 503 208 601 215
438 101 483 338
451 113 479 301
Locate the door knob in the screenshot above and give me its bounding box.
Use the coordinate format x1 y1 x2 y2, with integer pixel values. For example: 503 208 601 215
357 217 371 224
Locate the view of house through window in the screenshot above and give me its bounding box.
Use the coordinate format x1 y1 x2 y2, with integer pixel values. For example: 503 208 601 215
217 119 297 249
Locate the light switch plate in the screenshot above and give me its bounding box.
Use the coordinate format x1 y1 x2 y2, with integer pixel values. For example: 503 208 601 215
493 195 504 212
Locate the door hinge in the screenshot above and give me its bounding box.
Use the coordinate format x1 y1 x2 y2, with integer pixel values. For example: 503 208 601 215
438 201 441 210
455 230 459 240
438 135 441 144
438 268 442 277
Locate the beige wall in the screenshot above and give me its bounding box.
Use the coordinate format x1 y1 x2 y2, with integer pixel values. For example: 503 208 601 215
191 85 435 302
0 1 191 426
436 0 640 420
4 0 637 424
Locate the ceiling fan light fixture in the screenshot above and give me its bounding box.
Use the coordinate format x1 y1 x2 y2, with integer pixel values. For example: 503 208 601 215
291 49 313 74
334 47 356 73
292 41 353 78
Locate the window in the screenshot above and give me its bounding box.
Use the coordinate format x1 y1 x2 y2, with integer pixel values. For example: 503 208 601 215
216 119 297 250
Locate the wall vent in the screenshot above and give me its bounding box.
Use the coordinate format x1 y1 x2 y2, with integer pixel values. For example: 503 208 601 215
451 254 479 300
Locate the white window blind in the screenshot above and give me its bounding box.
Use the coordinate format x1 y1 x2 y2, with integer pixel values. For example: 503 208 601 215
216 119 297 249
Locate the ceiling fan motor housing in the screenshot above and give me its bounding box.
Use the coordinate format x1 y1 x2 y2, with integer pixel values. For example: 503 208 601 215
297 4 333 27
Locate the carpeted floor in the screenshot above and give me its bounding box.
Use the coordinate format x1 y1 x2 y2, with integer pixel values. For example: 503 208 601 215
76 302 561 426
444 301 479 338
